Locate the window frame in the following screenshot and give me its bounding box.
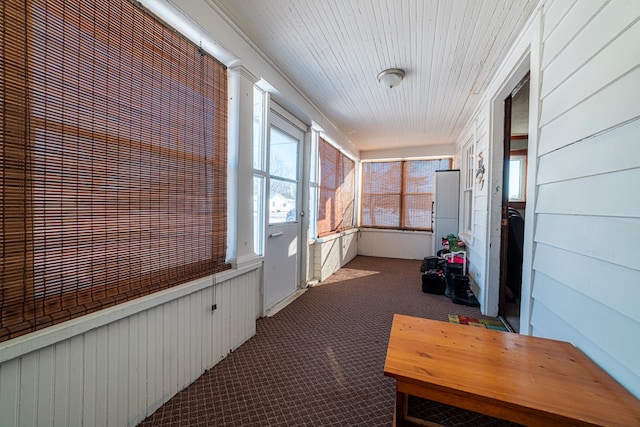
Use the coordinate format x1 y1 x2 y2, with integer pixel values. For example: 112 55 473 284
359 158 451 231
462 138 475 237
508 149 528 205
0 0 229 342
316 137 356 237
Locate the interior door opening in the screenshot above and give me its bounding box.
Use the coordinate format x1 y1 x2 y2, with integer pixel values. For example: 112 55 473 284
500 75 529 333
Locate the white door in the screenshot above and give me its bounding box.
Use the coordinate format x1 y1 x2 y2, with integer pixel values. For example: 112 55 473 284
263 107 304 312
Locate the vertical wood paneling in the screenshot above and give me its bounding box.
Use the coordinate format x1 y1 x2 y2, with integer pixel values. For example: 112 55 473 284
147 306 162 414
36 346 55 426
94 327 109 427
117 319 129 427
201 287 214 369
315 235 360 282
357 230 432 259
82 330 97 426
219 281 230 360
53 340 70 427
189 293 202 383
0 269 260 427
107 323 120 427
126 315 139 425
177 298 187 391
135 311 148 423
162 301 177 402
18 352 38 426
68 335 84 426
0 358 19 425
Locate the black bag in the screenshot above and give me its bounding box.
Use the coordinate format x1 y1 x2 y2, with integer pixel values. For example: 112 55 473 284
420 256 440 272
422 270 445 294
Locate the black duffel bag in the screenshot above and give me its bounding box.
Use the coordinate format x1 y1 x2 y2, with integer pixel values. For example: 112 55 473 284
422 270 445 294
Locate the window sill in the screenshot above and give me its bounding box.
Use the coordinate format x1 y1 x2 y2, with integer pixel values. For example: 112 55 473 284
314 228 358 243
458 232 472 242
359 228 430 235
509 201 526 210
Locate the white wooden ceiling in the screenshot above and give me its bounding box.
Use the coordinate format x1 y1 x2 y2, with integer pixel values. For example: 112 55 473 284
209 0 538 152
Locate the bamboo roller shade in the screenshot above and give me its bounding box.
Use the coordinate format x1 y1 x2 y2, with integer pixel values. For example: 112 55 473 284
0 0 230 342
360 159 451 230
317 138 355 237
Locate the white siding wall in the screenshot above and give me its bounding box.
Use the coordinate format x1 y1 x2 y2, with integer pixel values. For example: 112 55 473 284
532 0 640 397
0 267 261 426
456 0 640 397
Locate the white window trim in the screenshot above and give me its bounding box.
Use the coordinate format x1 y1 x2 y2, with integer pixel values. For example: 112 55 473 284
461 135 475 240
508 154 527 202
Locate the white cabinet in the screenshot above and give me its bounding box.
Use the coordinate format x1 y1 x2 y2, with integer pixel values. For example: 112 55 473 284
432 170 460 254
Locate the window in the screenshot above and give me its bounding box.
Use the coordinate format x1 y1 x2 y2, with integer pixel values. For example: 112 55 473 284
317 138 356 237
360 159 450 230
0 0 228 342
268 124 299 224
462 140 475 234
509 150 527 202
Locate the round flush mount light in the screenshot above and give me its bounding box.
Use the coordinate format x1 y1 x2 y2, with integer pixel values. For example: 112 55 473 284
377 68 405 89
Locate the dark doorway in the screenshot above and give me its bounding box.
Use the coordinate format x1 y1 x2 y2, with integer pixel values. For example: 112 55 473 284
499 74 529 332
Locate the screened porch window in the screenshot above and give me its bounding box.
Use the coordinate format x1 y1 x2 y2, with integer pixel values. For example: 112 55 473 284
0 0 229 342
317 138 355 237
360 159 450 230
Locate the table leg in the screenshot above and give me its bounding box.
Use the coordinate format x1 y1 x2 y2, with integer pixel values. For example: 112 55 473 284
395 390 408 426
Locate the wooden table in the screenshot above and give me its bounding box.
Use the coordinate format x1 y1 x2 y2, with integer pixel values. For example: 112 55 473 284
383 314 640 426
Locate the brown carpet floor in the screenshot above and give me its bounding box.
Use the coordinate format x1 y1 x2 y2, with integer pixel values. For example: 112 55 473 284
139 256 520 426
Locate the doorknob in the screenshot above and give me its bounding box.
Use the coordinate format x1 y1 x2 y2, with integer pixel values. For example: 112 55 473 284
269 232 283 238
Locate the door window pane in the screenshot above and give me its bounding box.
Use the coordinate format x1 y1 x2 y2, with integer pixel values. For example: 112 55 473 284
269 178 297 224
270 126 298 181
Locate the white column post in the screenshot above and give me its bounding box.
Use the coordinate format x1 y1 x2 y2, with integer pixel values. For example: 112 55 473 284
227 64 260 268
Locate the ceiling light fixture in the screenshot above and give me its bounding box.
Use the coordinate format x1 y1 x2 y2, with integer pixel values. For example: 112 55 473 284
377 68 405 89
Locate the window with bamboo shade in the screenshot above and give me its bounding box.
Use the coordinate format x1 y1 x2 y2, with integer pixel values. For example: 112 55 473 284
360 159 451 230
317 138 355 237
0 0 229 342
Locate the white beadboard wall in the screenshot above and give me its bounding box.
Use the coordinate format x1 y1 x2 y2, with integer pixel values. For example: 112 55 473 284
531 0 640 397
313 229 359 282
457 107 491 306
357 229 432 260
0 267 261 426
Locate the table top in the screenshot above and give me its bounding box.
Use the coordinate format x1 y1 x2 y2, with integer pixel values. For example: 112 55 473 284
384 314 640 426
